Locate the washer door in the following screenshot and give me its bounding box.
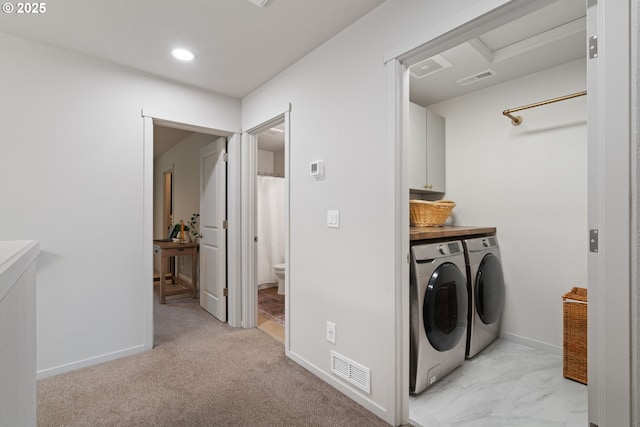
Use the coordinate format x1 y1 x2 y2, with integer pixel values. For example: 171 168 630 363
475 253 505 324
423 262 468 351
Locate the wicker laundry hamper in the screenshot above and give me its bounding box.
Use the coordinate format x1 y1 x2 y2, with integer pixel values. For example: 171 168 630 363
562 287 587 384
409 200 456 227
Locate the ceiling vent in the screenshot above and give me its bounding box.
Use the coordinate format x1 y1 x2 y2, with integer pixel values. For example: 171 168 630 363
456 69 497 86
409 54 453 78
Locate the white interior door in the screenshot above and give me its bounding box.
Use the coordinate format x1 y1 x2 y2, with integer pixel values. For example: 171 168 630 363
200 137 227 322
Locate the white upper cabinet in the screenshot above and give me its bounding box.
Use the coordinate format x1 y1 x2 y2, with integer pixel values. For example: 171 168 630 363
409 102 445 193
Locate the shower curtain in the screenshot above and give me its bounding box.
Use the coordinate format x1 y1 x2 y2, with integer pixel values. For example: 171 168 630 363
257 175 285 288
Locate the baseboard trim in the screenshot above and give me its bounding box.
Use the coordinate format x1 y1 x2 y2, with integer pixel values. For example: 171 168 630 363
286 349 389 424
501 332 562 355
37 344 147 379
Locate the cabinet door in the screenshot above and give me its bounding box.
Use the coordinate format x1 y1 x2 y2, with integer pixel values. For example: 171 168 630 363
409 103 446 193
426 110 445 193
408 102 427 191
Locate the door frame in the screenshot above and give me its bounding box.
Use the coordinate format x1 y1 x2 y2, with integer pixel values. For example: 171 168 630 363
162 167 174 277
240 105 291 348
141 112 242 351
384 0 633 425
162 167 173 239
585 0 632 424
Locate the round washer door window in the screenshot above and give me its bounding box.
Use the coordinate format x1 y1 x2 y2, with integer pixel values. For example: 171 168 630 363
424 262 468 351
475 253 505 324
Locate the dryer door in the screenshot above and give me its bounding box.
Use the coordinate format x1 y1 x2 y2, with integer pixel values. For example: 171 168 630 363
424 262 468 351
475 253 505 324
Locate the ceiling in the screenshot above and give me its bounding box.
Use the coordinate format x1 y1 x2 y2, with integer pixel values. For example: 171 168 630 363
0 0 385 99
2 0 585 154
0 0 383 158
410 0 586 107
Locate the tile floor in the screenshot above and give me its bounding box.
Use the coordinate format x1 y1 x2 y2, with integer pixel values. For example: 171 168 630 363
409 339 588 427
257 286 285 343
258 286 285 325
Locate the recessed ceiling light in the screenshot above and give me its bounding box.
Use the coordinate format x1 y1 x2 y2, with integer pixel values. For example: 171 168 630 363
172 48 195 61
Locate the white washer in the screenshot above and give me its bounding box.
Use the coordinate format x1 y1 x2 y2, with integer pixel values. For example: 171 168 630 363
463 235 505 359
410 240 468 394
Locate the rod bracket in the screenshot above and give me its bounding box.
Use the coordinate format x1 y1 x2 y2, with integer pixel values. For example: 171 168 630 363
502 110 523 126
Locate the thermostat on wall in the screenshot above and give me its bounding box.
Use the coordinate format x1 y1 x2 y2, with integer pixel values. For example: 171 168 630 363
310 160 324 177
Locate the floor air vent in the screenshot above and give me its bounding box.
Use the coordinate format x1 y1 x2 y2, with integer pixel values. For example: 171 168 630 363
330 351 371 394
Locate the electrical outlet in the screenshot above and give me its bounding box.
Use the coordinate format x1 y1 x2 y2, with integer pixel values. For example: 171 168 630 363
326 321 336 344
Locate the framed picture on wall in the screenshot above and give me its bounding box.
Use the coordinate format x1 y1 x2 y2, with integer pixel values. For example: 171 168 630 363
168 224 181 240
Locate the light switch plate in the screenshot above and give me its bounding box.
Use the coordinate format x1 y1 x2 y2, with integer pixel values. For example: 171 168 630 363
326 321 336 344
327 210 340 228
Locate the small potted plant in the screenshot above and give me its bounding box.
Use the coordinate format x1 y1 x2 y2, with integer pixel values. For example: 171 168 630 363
186 213 201 242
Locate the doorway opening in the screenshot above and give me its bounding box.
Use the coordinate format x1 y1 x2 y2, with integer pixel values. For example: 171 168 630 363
390 0 591 425
153 124 226 308
143 115 239 349
255 121 286 343
241 107 290 350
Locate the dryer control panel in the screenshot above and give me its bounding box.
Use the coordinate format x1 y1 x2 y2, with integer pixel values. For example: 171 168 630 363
466 236 498 252
412 240 464 262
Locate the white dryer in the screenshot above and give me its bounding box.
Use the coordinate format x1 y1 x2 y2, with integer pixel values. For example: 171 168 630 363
410 240 468 394
463 235 505 359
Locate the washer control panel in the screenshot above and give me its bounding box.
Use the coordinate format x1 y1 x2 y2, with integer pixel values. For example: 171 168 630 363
481 236 497 248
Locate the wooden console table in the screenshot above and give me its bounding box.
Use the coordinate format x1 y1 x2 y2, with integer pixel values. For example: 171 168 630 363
153 240 199 304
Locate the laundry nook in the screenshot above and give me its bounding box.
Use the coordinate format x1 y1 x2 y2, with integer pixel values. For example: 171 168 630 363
405 1 589 423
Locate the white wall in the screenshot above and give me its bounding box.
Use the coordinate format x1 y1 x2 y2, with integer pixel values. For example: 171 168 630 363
429 59 587 351
273 150 285 177
241 0 515 423
0 32 240 376
257 149 274 174
257 149 285 177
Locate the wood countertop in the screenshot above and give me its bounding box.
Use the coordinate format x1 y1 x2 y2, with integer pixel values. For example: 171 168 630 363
410 225 496 241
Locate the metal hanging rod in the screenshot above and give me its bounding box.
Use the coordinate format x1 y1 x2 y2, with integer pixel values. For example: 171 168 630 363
502 90 587 126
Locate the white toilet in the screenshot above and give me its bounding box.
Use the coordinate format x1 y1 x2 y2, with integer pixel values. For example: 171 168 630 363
273 263 285 295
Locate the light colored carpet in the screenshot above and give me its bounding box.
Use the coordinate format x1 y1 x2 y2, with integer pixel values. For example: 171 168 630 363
37 290 389 426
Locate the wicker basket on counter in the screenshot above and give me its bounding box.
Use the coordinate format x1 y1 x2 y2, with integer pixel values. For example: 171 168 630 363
562 287 588 384
409 200 456 227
